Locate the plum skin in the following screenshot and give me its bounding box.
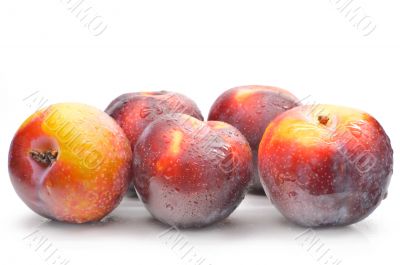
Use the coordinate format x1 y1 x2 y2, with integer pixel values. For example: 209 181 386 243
105 91 203 196
258 105 393 227
105 91 203 152
8 103 132 223
133 113 253 228
208 85 300 192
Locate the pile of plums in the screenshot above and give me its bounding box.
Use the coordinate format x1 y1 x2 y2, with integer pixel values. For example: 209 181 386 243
8 86 393 228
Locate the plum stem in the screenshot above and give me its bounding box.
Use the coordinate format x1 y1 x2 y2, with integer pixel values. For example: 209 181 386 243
30 150 58 166
318 115 329 126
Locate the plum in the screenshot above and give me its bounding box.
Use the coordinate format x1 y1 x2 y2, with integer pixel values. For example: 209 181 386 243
258 104 393 227
133 113 252 228
8 103 132 223
106 91 203 196
208 85 300 192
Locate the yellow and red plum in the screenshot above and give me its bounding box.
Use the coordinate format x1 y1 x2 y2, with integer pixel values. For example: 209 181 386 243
258 105 393 227
9 103 132 223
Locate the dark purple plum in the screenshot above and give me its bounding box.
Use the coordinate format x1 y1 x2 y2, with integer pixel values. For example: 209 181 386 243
208 85 300 192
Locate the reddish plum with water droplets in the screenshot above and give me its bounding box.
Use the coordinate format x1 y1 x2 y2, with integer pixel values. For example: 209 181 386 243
258 105 393 227
133 113 252 228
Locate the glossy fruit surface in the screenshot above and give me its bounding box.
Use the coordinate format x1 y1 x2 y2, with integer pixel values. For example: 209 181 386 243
258 105 393 227
106 91 203 196
208 85 300 191
9 103 132 223
134 113 252 228
106 91 203 151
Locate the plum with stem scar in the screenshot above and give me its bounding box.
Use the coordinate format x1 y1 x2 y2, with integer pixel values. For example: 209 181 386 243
133 113 252 228
8 103 132 223
258 105 393 227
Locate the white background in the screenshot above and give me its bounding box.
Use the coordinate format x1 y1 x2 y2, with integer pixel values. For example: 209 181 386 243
1 1 399 265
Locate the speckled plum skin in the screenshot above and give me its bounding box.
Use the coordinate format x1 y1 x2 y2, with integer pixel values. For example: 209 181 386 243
8 103 132 223
258 105 393 227
105 91 203 196
208 86 300 192
106 91 203 151
133 113 252 228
